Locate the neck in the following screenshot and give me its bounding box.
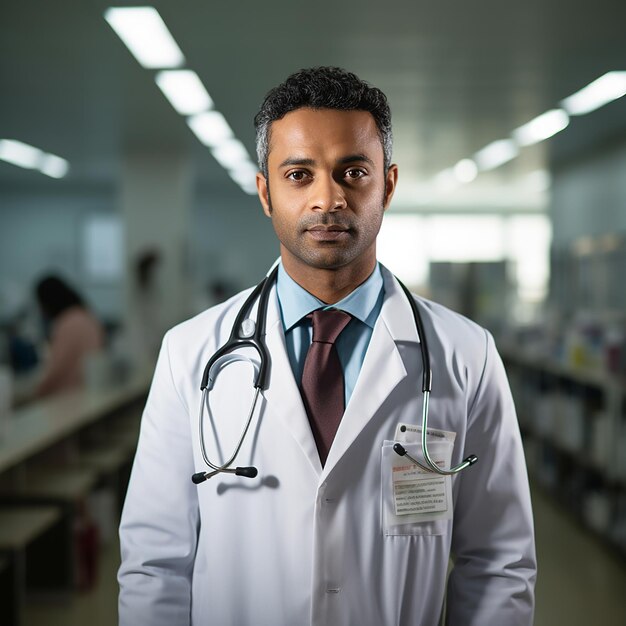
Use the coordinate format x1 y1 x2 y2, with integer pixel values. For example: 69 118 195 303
281 253 376 304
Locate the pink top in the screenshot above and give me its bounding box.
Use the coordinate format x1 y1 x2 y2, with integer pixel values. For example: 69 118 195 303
37 306 105 397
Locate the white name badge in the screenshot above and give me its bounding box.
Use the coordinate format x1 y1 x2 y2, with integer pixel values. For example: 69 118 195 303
381 432 455 529
393 469 448 516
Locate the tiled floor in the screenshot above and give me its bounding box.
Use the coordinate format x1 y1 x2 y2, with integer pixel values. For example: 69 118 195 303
23 485 626 625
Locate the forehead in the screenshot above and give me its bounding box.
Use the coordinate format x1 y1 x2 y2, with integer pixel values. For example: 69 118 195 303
267 108 383 165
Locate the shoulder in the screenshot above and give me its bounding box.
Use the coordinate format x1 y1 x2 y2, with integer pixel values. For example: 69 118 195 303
410 294 502 404
379 265 492 384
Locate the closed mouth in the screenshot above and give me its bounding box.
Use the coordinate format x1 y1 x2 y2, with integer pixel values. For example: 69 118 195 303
307 225 349 232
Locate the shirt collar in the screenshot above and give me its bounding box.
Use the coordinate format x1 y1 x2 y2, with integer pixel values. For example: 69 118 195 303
276 262 384 332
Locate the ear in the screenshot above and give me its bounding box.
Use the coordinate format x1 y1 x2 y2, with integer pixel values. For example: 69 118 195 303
383 164 398 211
257 172 272 217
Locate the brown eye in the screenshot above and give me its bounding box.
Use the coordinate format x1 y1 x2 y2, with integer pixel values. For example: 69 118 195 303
346 168 365 179
287 170 307 181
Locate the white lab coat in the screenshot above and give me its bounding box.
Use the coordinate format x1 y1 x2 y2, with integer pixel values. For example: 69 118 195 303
118 266 536 625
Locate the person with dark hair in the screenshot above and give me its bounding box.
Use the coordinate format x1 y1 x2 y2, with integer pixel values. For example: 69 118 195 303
34 275 104 396
254 66 393 178
119 67 536 625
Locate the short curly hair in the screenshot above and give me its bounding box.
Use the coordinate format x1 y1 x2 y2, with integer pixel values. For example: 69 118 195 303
254 66 393 178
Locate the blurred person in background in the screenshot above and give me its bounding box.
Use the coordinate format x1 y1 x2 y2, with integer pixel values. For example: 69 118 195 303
34 275 104 397
130 247 165 366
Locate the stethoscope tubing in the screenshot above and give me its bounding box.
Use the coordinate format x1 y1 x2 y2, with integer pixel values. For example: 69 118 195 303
198 386 262 472
192 266 477 483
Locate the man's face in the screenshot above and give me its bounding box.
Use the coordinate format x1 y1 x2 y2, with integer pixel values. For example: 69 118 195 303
256 108 398 278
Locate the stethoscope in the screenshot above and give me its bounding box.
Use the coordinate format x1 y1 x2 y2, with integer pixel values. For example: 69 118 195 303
191 265 477 485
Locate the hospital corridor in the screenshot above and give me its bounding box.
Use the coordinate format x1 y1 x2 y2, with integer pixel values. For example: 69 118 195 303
1 1 626 625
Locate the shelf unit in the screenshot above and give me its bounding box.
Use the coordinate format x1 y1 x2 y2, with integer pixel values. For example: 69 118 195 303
501 346 626 558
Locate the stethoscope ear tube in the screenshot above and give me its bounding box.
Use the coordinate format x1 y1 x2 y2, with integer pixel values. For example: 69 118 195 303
199 267 278 392
193 268 279 485
396 279 432 393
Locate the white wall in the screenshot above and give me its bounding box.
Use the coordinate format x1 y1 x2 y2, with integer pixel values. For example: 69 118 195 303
191 190 278 297
0 189 120 321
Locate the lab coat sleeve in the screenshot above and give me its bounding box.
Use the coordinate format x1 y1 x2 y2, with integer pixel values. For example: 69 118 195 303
118 331 200 626
445 330 537 626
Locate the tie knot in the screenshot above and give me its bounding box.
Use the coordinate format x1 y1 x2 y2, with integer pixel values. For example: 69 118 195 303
309 309 352 345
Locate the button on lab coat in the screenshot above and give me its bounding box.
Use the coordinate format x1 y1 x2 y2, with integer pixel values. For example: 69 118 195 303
118 266 536 625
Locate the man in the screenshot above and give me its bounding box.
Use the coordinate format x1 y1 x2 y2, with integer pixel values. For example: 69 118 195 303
118 67 536 625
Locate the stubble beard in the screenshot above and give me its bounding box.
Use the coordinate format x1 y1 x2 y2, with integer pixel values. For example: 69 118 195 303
266 183 386 271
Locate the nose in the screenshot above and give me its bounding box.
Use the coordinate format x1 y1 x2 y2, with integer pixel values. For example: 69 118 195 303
308 173 347 212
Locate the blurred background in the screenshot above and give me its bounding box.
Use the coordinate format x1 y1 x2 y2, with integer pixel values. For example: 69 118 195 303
1 1 625 624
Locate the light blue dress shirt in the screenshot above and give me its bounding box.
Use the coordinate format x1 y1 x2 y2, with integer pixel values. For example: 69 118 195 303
276 262 384 407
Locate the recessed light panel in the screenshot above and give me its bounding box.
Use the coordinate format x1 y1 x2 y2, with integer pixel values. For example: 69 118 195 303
104 7 184 69
187 111 233 147
211 139 251 170
562 71 626 115
0 139 42 169
473 140 519 171
39 154 70 178
512 109 569 147
155 70 213 115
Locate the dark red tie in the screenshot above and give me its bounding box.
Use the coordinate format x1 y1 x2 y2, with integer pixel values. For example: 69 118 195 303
300 309 352 466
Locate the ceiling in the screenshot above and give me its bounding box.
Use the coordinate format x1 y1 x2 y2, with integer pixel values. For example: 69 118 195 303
1 0 626 210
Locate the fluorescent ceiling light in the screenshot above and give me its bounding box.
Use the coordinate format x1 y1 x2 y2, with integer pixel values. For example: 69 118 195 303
39 153 70 178
473 139 518 171
104 7 184 69
211 139 250 170
0 139 70 179
561 71 626 115
453 159 478 183
238 181 258 196
512 109 569 147
0 139 42 169
187 111 233 147
229 160 258 176
228 160 258 196
155 70 213 115
228 164 257 195
229 163 258 187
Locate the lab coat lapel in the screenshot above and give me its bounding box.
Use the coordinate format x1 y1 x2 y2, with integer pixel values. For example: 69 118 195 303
322 267 418 479
261 287 323 476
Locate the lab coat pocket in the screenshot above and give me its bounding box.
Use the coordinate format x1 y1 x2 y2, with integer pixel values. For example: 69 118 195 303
381 440 454 537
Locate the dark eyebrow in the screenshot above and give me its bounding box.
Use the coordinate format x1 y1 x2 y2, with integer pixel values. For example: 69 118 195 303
278 154 375 169
337 154 375 167
278 157 316 168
